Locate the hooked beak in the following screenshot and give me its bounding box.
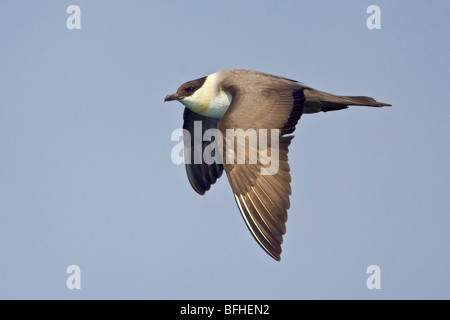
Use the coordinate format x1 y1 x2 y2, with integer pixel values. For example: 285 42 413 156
164 93 180 102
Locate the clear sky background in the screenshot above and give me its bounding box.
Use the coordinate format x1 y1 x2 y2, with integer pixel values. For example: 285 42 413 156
1 1 449 299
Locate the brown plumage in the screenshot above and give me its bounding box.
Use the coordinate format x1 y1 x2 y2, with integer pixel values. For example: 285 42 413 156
166 69 391 261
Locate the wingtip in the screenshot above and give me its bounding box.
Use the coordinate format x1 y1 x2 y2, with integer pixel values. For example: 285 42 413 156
262 242 282 262
193 188 206 196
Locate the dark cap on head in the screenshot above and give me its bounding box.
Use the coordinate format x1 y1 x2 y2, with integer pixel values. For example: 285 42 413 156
165 76 207 102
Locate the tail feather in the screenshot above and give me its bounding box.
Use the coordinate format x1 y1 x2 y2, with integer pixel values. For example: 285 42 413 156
303 88 391 114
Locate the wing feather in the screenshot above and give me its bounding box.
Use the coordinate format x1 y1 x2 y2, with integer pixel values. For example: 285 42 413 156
217 71 306 260
182 108 224 195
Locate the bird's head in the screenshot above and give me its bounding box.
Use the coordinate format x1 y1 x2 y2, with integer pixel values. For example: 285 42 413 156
165 73 232 118
164 76 212 112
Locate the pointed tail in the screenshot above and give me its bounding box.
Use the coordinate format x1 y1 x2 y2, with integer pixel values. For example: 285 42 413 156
303 88 391 114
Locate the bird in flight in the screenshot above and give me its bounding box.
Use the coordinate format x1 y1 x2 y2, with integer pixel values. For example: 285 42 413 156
165 69 390 261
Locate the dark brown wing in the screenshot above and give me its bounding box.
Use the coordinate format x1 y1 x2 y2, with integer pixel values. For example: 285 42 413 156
182 108 224 195
218 75 306 261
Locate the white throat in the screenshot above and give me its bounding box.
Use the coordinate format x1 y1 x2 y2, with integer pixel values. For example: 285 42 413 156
180 73 232 119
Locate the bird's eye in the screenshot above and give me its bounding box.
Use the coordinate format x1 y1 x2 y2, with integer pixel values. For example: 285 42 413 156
186 87 195 92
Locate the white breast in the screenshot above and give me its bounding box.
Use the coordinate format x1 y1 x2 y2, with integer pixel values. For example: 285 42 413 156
180 72 232 119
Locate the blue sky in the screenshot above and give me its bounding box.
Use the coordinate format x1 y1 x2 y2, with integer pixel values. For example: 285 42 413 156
0 1 449 299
